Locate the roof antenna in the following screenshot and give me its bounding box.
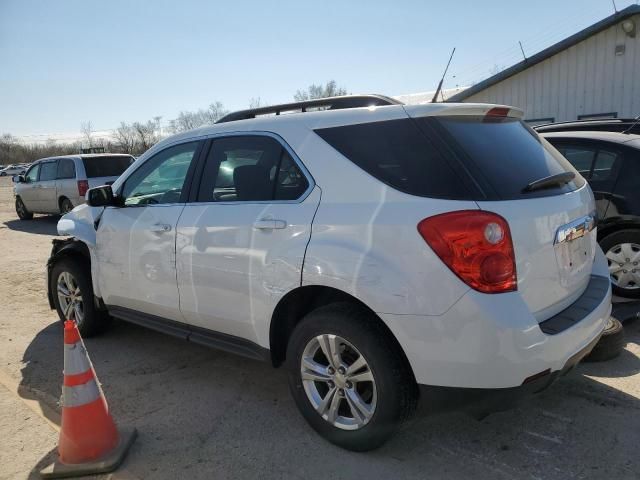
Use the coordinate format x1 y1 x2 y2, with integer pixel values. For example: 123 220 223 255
612 0 618 13
431 47 456 103
519 41 527 61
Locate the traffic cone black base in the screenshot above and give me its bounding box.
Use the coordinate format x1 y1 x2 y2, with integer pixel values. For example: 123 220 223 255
40 427 137 479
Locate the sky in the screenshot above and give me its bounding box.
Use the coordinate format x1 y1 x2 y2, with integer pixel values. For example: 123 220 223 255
1 0 638 138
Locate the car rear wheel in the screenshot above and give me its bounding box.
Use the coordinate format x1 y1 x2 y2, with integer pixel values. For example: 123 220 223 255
60 197 73 214
50 258 109 337
15 197 33 220
600 230 640 298
286 302 417 451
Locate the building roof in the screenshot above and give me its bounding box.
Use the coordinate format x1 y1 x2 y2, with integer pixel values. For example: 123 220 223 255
449 4 640 102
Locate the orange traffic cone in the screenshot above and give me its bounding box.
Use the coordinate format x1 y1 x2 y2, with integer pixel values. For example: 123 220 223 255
41 320 136 478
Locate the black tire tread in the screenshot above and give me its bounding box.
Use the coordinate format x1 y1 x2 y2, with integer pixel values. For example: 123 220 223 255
15 196 33 220
50 257 109 338
584 317 625 362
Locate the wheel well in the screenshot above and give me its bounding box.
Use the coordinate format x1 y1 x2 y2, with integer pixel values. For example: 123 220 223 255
47 239 92 309
58 196 69 209
269 285 413 377
598 222 640 242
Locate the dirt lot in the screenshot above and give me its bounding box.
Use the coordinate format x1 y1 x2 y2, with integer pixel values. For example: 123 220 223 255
0 176 639 480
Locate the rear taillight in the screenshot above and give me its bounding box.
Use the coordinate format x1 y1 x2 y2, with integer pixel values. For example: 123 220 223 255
77 180 89 197
417 210 517 293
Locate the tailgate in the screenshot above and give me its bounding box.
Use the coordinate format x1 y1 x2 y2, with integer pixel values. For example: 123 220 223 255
478 184 596 320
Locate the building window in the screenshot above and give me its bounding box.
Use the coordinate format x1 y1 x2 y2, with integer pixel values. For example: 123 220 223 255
577 112 618 120
524 118 555 127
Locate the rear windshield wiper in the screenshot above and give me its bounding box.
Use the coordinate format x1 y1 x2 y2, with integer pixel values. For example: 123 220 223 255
522 172 575 193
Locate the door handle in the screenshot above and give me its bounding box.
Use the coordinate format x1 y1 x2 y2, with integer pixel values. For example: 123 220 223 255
150 223 172 233
253 219 287 230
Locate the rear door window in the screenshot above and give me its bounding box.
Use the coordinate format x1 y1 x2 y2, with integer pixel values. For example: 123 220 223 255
591 150 619 181
82 156 133 178
557 146 595 177
57 158 76 179
197 136 309 202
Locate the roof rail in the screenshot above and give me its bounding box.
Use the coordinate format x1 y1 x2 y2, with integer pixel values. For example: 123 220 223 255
216 94 403 123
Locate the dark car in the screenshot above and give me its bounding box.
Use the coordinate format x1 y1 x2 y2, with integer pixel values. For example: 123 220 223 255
541 131 640 298
536 118 640 135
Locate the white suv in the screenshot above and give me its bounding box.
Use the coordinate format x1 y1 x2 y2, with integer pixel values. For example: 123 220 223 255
46 96 611 451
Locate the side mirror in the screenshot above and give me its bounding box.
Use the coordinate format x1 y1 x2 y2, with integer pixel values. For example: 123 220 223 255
87 185 121 207
13 175 24 183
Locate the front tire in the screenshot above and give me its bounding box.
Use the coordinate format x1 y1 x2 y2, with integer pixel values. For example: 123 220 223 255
50 258 109 337
286 303 417 451
600 229 640 298
15 197 33 220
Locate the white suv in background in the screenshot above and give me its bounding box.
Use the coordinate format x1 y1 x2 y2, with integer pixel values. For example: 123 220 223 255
46 96 611 451
13 154 134 219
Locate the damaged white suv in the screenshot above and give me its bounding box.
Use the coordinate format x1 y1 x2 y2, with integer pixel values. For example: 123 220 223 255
47 95 611 451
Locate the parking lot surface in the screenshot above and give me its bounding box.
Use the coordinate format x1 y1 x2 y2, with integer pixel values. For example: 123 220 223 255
0 176 639 479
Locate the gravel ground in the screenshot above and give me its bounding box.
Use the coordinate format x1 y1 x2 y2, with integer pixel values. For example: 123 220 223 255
0 176 639 479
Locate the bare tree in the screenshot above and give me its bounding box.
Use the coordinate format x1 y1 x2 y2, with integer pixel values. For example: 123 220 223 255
132 121 158 152
294 80 347 101
249 97 263 109
169 101 229 133
203 102 229 124
113 122 137 154
80 121 93 147
169 111 204 133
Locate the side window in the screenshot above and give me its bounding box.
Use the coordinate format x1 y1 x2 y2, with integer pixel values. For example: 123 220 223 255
39 161 58 181
558 146 596 178
25 164 40 183
591 150 619 181
57 159 76 179
197 136 308 202
121 141 199 206
275 151 309 200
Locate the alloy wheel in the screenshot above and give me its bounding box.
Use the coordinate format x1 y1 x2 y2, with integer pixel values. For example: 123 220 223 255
57 271 84 323
300 334 377 430
606 242 640 290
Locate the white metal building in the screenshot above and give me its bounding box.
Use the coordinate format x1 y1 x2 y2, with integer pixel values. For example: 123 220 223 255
448 5 640 125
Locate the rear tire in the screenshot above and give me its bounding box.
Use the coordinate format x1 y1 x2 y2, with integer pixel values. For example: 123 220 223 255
286 302 417 451
15 197 33 220
600 229 640 298
60 197 73 214
584 317 625 362
50 258 110 337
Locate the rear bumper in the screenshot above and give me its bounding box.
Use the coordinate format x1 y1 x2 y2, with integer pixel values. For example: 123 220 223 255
416 331 601 418
380 250 611 389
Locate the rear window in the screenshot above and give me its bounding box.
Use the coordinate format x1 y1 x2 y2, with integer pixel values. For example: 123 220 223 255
82 156 133 178
315 119 473 199
421 116 585 199
315 116 585 200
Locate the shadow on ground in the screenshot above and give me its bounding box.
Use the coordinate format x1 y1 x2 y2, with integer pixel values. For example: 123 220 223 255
18 316 640 480
3 215 60 236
